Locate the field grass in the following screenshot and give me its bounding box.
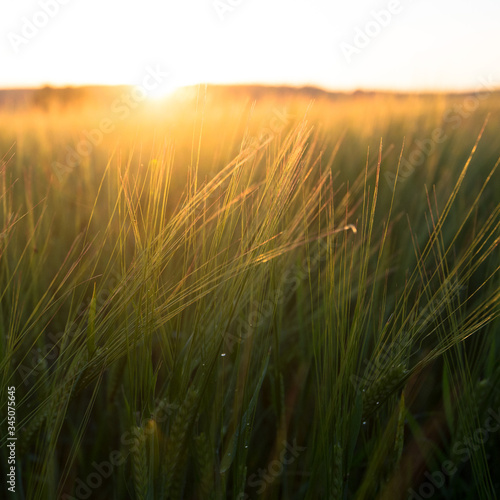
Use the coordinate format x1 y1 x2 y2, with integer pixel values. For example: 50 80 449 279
0 85 499 499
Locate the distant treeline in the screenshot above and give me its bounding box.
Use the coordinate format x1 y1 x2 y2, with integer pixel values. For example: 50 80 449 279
0 86 128 109
0 84 498 110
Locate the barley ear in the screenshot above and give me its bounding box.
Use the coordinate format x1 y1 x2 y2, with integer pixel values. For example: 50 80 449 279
163 387 199 496
362 363 408 419
394 393 405 463
330 442 343 500
132 426 148 500
193 432 214 496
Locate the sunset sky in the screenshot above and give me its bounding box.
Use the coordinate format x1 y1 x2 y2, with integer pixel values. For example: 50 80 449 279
1 0 500 92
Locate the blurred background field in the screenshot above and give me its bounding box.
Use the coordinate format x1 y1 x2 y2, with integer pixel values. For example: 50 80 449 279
0 86 499 499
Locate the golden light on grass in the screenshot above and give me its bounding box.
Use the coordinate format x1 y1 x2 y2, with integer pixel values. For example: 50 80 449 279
1 1 500 498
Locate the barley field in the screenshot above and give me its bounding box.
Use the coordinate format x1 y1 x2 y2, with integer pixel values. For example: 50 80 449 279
0 85 499 499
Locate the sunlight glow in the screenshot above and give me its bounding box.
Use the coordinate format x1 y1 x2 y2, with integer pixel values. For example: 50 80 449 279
140 80 180 101
1 0 500 91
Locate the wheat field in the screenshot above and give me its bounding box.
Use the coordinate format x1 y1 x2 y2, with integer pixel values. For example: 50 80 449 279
0 85 499 499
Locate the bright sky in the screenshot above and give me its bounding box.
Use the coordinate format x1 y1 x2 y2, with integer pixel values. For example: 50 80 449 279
1 0 500 92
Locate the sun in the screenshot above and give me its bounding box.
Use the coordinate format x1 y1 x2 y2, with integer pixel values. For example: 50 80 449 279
129 66 182 102
144 80 180 101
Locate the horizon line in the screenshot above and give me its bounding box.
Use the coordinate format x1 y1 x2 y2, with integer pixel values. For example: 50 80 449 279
1 82 499 96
